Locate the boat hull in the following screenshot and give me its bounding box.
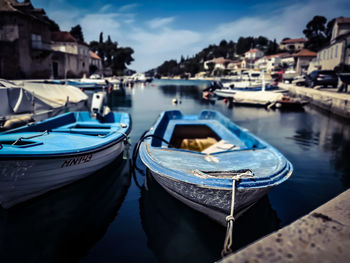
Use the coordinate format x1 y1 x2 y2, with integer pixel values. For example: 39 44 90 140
0 139 125 208
148 169 271 225
139 110 293 225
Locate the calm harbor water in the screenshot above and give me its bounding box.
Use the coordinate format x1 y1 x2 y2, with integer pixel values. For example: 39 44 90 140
0 79 349 263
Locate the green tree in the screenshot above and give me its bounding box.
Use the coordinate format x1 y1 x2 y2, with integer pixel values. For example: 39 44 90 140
236 37 255 55
303 15 328 51
89 33 134 75
70 25 84 43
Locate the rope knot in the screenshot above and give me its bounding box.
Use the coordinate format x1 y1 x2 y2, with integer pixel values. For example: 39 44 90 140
226 215 235 222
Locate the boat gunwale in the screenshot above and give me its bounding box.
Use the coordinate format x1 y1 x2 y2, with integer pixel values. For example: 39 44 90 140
140 141 293 189
139 110 293 189
0 112 132 159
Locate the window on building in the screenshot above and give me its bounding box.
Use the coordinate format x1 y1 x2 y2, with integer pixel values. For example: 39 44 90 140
31 34 42 49
330 47 333 59
335 45 338 57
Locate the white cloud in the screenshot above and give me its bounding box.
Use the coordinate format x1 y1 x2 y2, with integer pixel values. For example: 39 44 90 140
79 14 121 42
147 17 175 29
99 4 112 13
32 0 350 72
208 0 350 43
118 3 139 12
49 9 81 31
128 28 201 70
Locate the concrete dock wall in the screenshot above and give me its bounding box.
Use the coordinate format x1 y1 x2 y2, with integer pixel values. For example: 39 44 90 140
279 83 350 119
219 189 350 263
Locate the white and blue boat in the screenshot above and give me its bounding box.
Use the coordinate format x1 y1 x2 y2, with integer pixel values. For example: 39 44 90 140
138 110 292 225
0 111 131 208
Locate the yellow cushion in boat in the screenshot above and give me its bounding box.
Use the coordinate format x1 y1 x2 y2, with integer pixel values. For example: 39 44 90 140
180 137 217 152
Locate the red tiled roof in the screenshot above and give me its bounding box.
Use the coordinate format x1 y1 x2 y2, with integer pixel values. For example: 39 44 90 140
264 53 285 59
293 49 317 57
281 38 306 44
208 57 235 64
245 48 261 53
90 51 101 60
336 17 350 24
51 31 77 42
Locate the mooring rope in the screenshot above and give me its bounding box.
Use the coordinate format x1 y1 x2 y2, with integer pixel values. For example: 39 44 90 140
221 171 254 257
11 130 49 145
132 131 173 171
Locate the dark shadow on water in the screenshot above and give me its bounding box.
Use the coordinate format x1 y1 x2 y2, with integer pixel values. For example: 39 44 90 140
139 171 280 263
0 155 131 263
107 93 132 109
158 85 204 100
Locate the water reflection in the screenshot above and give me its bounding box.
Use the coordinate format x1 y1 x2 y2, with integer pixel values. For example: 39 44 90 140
107 93 133 109
286 108 350 188
0 156 131 263
158 85 203 100
139 171 280 263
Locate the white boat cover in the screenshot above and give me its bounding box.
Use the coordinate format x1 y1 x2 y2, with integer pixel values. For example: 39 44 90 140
232 91 284 105
0 80 87 118
19 82 88 107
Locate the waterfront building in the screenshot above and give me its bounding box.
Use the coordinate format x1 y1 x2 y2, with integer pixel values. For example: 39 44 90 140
293 49 317 75
241 49 264 70
244 48 264 60
279 38 306 52
51 31 90 78
203 57 236 70
279 53 295 68
314 17 350 71
255 53 286 72
0 0 54 79
89 51 103 75
0 0 102 79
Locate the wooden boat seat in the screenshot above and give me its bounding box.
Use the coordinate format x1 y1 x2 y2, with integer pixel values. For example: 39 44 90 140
52 122 112 136
202 140 239 153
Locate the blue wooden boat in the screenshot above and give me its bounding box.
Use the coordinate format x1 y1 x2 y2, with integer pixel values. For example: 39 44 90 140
0 111 131 208
138 110 292 225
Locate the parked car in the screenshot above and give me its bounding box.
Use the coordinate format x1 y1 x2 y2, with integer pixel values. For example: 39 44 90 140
305 70 338 88
291 75 306 86
282 69 296 83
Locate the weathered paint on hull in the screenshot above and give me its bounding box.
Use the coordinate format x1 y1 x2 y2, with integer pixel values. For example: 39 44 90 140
149 169 271 225
0 141 125 208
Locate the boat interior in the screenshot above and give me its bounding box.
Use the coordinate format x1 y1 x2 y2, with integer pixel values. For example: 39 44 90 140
166 123 241 153
150 111 265 153
1 112 127 137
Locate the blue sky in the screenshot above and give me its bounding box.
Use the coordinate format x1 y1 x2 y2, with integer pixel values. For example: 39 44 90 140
32 0 350 72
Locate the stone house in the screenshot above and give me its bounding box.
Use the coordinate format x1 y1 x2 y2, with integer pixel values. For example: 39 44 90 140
0 0 54 79
51 31 90 78
244 48 264 60
89 51 102 74
241 59 257 70
203 57 236 70
315 17 350 71
255 53 284 72
241 49 264 70
294 49 317 75
279 38 306 52
279 53 295 69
